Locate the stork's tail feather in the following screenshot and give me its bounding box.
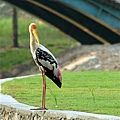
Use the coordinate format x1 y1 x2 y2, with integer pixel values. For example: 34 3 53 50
52 77 62 88
45 70 62 88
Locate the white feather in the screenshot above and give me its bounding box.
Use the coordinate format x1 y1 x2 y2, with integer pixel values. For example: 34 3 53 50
40 44 57 62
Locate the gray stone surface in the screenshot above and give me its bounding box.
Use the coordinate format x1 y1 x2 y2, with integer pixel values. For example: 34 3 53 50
1 104 120 120
0 104 103 120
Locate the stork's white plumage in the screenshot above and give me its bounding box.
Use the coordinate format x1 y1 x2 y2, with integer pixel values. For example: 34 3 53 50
29 23 62 110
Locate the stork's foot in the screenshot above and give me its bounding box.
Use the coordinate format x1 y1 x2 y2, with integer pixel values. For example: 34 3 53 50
30 107 48 110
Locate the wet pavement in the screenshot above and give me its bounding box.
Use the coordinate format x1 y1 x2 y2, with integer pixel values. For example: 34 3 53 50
0 75 120 120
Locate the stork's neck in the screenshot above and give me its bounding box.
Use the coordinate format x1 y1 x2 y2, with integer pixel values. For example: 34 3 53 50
30 33 38 54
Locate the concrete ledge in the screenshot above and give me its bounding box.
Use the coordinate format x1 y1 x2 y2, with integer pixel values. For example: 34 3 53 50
1 104 120 120
0 104 100 120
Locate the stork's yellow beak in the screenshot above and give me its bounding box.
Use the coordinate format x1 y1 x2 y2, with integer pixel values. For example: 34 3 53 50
32 29 40 47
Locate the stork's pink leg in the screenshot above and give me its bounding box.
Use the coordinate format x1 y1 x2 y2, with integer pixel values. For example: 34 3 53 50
39 67 47 110
30 67 47 110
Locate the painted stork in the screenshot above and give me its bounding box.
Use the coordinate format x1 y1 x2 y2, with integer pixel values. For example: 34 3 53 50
29 23 62 110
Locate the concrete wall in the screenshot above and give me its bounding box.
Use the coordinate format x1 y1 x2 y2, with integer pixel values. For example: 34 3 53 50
1 104 65 120
0 104 100 120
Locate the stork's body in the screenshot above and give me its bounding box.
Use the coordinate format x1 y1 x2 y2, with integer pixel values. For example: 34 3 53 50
29 23 62 110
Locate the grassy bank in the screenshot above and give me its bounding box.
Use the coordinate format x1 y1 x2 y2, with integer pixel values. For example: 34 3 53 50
1 71 120 116
0 18 76 48
0 18 77 71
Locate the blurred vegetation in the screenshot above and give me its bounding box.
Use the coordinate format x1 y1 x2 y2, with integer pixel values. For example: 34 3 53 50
0 9 79 71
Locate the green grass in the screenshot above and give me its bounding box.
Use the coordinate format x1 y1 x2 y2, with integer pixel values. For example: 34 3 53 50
1 71 120 116
0 18 77 48
0 18 78 71
0 48 31 71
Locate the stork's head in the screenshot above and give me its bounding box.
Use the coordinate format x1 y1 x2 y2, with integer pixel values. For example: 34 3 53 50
29 23 40 47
